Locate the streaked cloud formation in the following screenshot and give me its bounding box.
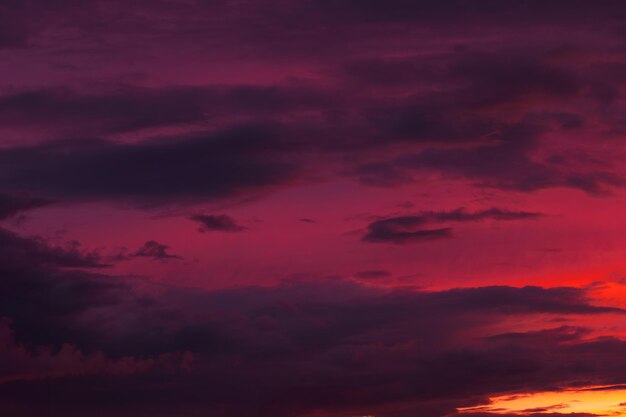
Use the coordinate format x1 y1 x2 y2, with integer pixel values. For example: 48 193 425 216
2 0 626 416
363 208 543 244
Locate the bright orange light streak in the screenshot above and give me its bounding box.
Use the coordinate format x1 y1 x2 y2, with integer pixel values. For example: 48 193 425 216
458 385 626 416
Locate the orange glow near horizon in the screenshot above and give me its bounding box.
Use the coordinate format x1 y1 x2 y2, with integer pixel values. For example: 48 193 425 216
458 385 626 416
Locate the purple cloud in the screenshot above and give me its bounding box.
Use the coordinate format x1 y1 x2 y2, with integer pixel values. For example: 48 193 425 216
133 240 181 260
363 208 543 244
190 214 247 233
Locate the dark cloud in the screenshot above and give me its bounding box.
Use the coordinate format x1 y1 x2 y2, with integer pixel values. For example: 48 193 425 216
3 2 626 415
190 214 247 233
449 52 581 109
8 0 626 60
343 48 625 194
398 122 625 194
0 1 29 48
0 125 297 204
0 227 108 269
0 192 51 220
0 229 124 349
363 208 543 244
0 206 621 413
0 319 188 385
132 240 181 260
364 225 452 244
309 0 626 24
1 37 625 204
0 87 211 134
0 228 199 356
0 266 624 416
0 85 331 137
1 228 619 358
418 207 543 223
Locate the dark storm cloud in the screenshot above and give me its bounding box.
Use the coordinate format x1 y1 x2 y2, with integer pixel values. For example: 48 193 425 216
133 240 181 260
363 208 542 244
0 228 196 355
0 229 123 349
0 125 297 204
0 264 624 417
0 85 332 136
190 214 247 233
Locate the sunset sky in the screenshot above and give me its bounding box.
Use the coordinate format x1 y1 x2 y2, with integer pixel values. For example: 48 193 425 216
2 1 626 416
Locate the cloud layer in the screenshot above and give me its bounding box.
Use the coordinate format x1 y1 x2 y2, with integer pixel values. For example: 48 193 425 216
0 225 624 416
2 1 626 416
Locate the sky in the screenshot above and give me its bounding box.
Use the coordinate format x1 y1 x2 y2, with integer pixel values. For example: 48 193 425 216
2 1 626 416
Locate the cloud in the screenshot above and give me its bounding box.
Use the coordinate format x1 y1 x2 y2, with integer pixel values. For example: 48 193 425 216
132 240 181 260
0 125 297 205
0 227 108 269
309 0 626 25
190 214 247 233
0 318 188 384
3 2 626 415
418 207 544 223
363 208 543 244
399 122 625 194
364 225 452 244
0 269 624 416
0 87 212 135
0 231 127 351
0 192 52 220
0 84 331 137
0 223 622 416
2 32 626 209
1 29 625 207
343 48 626 194
0 1 29 48
7 0 626 59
